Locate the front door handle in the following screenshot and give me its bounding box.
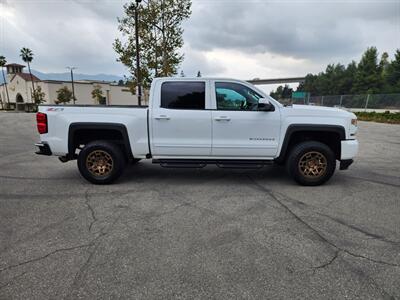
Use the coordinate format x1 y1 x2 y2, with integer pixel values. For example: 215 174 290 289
155 115 170 120
214 116 231 121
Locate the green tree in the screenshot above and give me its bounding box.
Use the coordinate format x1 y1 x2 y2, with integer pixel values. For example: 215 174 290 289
384 50 400 93
32 86 46 104
91 84 104 104
299 62 356 96
379 52 390 73
114 0 192 91
55 86 73 104
297 47 400 96
340 61 357 95
352 47 381 94
282 85 293 99
270 85 293 99
297 74 318 95
0 55 10 106
270 85 283 99
20 47 36 102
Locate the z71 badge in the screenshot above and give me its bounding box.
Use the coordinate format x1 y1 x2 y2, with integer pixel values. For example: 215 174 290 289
249 137 275 141
47 107 64 112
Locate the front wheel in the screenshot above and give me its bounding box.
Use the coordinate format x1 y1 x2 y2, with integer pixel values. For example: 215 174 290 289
286 141 336 186
77 141 126 184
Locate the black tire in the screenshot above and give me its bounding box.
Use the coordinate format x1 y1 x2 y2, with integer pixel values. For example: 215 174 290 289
286 141 336 186
77 140 126 184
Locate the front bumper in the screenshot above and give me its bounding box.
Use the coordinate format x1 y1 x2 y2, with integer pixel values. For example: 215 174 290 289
341 140 358 160
35 142 52 156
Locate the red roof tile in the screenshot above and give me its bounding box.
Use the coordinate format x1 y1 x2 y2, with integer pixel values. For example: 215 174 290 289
14 73 41 82
5 63 25 67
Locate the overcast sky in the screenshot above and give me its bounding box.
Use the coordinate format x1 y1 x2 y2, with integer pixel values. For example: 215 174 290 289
0 0 399 91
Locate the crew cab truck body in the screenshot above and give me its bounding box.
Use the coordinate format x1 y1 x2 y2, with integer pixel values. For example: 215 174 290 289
35 77 358 185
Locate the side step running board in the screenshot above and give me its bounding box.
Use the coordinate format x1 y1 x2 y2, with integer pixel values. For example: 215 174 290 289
153 159 207 168
217 162 265 169
152 159 273 169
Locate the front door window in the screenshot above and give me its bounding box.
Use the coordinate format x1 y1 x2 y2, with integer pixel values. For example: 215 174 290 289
215 82 262 111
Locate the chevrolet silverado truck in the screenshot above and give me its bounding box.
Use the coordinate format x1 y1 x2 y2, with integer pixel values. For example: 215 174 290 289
35 77 358 186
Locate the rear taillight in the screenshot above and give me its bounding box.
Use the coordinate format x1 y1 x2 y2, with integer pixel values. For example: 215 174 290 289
36 112 48 134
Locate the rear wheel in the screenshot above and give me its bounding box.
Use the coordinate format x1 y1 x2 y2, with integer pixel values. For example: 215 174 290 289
78 140 126 184
286 141 336 186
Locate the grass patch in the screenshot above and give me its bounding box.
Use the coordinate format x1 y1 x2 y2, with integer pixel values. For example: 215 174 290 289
355 111 400 124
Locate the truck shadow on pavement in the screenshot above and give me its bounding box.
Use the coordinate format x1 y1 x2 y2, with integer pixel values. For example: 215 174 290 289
119 163 297 186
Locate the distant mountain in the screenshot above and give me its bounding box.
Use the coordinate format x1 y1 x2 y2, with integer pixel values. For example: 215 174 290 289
0 70 125 84
32 70 125 82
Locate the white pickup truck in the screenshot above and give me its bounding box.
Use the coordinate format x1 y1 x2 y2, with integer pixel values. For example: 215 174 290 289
35 77 358 186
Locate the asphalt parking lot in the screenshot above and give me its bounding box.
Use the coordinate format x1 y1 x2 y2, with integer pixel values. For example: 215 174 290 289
0 112 399 299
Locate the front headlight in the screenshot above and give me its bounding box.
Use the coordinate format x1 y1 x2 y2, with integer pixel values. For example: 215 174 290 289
350 118 358 138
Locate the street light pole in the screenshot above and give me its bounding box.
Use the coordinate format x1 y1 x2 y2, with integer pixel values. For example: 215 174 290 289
135 0 142 106
66 66 77 104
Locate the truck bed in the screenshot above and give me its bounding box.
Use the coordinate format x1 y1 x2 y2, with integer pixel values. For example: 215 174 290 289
38 105 150 157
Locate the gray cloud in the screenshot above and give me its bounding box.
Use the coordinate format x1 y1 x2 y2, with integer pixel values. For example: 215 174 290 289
179 45 227 76
0 0 126 74
0 0 398 79
185 0 399 61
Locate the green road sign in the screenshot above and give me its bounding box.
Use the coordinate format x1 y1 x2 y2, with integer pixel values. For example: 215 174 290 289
292 91 306 99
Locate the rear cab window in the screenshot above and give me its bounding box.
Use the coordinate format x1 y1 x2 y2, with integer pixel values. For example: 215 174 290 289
161 81 206 110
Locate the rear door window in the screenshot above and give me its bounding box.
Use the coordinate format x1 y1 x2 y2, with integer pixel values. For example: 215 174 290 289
161 82 205 110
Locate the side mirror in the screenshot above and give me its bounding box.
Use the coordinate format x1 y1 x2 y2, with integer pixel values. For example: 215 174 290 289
258 98 274 111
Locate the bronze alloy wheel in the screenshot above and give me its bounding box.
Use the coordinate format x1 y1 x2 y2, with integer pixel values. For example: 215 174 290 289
298 151 327 178
86 150 114 177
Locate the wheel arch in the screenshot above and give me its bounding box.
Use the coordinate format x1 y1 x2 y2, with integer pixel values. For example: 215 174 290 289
275 124 345 163
68 123 133 160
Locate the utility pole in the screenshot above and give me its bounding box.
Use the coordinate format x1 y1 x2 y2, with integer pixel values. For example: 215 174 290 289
135 0 142 106
1 67 10 106
66 66 77 104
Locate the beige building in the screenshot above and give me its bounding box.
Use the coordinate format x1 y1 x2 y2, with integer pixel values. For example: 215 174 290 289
0 63 140 111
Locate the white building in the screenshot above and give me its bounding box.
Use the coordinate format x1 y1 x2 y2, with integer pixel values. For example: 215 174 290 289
0 63 141 111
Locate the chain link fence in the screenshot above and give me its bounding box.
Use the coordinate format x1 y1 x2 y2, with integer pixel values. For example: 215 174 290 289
278 93 400 110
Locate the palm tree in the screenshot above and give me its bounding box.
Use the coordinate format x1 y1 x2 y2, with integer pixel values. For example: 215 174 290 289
20 47 35 102
0 55 10 108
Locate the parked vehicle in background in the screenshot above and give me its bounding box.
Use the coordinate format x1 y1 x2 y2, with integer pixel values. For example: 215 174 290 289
35 77 358 186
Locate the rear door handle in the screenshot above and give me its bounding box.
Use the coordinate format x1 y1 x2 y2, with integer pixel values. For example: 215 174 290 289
214 116 231 121
155 115 170 120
